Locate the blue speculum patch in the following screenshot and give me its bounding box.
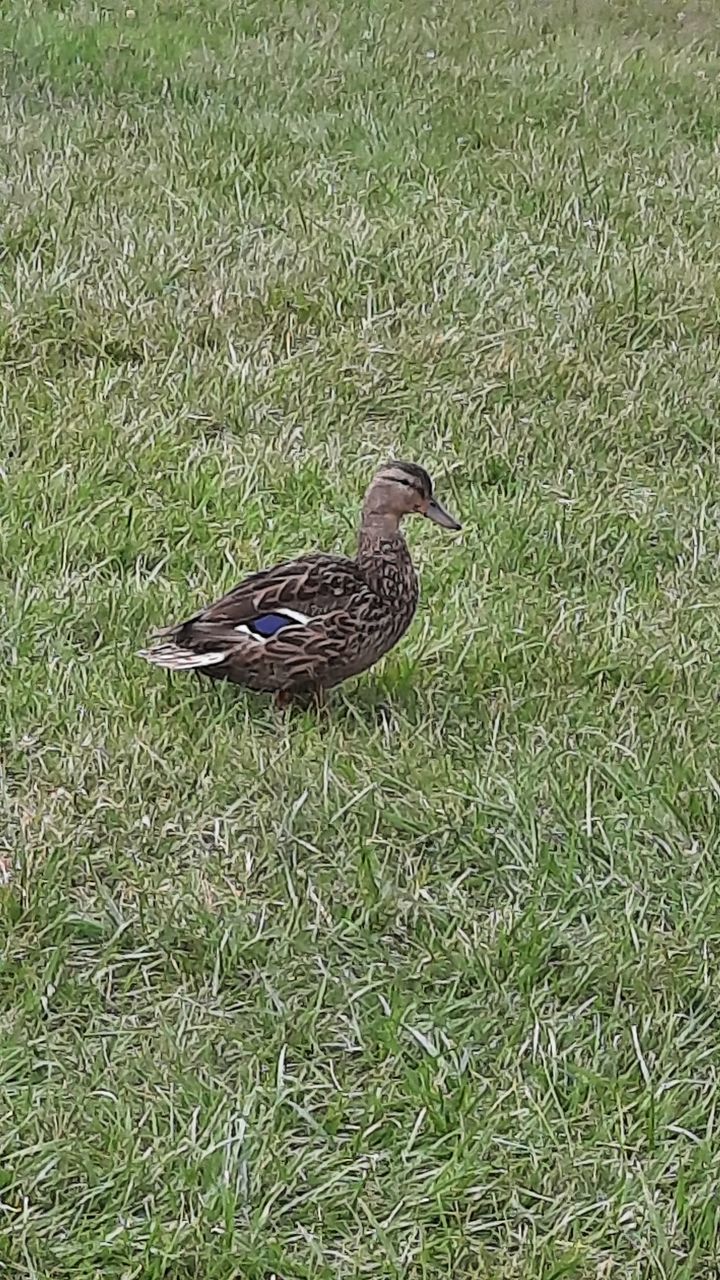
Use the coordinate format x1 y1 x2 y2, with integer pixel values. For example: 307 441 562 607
249 613 298 638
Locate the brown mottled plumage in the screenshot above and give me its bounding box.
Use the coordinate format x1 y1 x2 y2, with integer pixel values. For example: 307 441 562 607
138 461 461 706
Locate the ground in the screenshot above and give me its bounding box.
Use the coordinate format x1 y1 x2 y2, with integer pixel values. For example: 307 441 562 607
3 1 720 1277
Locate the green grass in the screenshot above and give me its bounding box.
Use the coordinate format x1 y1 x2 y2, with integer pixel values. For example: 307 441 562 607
3 0 720 1275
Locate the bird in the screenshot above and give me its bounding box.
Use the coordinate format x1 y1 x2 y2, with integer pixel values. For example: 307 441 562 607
138 460 461 708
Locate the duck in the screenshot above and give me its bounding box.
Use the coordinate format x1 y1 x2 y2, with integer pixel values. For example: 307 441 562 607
138 460 461 708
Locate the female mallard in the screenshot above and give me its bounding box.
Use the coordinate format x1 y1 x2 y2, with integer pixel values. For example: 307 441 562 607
139 461 461 707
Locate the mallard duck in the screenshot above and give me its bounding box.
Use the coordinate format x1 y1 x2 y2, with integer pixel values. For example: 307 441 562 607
138 460 461 707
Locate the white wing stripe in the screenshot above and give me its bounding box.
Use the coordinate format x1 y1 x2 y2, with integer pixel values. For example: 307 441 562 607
234 607 311 641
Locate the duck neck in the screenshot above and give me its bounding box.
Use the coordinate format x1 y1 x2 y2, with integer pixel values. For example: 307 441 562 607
358 508 402 545
356 509 416 598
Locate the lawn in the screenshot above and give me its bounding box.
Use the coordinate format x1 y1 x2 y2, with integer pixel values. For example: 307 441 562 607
3 0 720 1276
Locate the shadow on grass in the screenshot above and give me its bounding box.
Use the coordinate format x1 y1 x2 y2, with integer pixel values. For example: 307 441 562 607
136 658 491 748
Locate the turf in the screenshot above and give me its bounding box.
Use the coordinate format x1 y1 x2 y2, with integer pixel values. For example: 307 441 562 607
3 0 720 1276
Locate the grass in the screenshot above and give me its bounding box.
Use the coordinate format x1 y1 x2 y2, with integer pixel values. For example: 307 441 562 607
3 0 720 1275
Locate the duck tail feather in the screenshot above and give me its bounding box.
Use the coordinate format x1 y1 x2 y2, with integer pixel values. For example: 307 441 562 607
137 643 229 671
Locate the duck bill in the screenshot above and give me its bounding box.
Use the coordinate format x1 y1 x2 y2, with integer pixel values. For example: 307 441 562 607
425 498 462 531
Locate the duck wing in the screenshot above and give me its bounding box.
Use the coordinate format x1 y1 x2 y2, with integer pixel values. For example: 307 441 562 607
141 554 395 692
158 553 372 646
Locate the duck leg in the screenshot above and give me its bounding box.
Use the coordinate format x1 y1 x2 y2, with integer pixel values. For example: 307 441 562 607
274 688 327 713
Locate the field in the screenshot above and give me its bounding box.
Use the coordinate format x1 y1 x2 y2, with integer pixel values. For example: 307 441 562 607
3 0 720 1276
